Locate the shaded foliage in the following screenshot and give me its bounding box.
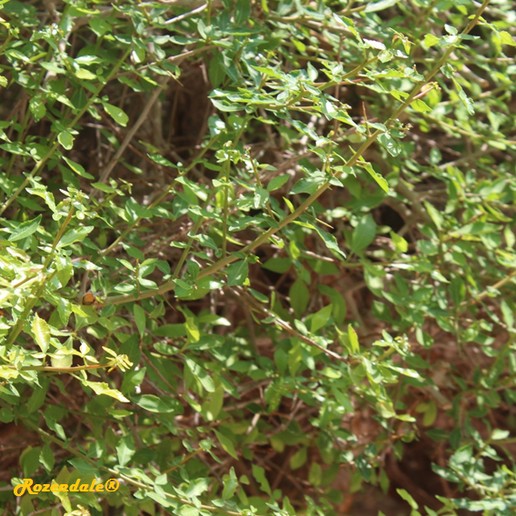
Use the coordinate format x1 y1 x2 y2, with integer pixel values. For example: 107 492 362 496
0 0 514 514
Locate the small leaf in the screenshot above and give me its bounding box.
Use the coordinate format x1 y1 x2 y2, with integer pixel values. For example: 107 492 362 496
58 130 74 150
185 358 215 392
361 161 389 193
267 174 290 192
214 429 238 459
29 96 46 121
60 226 94 246
313 226 346 260
51 349 73 369
74 67 96 80
185 315 200 343
203 384 224 421
498 30 515 46
423 33 440 48
424 201 443 230
251 464 271 494
40 443 55 472
410 98 432 113
116 436 135 467
262 257 291 273
62 156 94 179
378 132 401 156
363 39 386 50
397 488 419 510
500 299 514 329
390 231 408 253
423 400 437 426
222 467 238 500
32 313 50 353
348 324 359 354
309 462 322 486
364 0 400 13
136 394 180 413
310 305 332 333
103 102 129 126
85 381 130 403
290 447 307 470
8 215 42 241
133 304 146 337
289 279 309 316
351 214 377 254
452 78 474 115
226 260 248 286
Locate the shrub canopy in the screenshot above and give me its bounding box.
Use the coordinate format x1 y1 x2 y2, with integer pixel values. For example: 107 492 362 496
0 0 514 514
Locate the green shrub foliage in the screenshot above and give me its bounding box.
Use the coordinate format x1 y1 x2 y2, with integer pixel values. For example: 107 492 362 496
0 0 514 514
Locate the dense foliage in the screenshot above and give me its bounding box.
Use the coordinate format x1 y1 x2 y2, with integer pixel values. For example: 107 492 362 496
0 0 514 514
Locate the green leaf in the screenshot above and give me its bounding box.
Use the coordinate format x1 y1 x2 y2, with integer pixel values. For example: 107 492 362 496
185 358 215 392
348 324 359 354
154 324 187 337
103 102 129 126
60 226 94 246
136 394 180 413
289 278 309 316
310 304 332 333
390 231 408 253
208 53 226 87
378 132 401 157
318 285 347 325
267 174 290 192
351 214 376 254
364 0 400 12
21 446 41 477
85 381 130 403
498 30 516 46
290 447 307 470
40 443 55 472
226 260 248 286
74 67 97 80
222 467 238 500
32 313 50 353
251 464 271 494
51 348 73 369
360 161 389 193
423 33 440 48
423 400 437 426
397 488 419 510
29 96 46 121
116 436 135 467
214 429 238 460
452 78 474 115
410 98 432 113
313 226 346 260
26 384 48 413
53 489 72 513
58 130 75 150
62 156 94 179
500 299 514 329
8 215 42 241
309 462 322 487
202 384 224 421
424 201 443 230
262 257 291 273
133 304 146 337
26 180 56 212
185 315 200 343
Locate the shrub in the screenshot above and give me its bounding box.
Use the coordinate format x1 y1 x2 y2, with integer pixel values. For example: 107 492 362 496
0 0 514 514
